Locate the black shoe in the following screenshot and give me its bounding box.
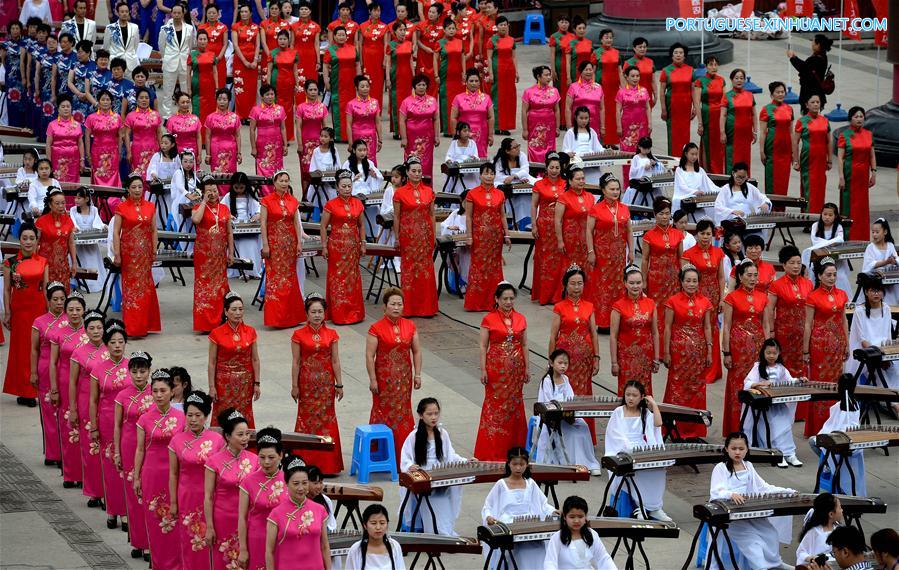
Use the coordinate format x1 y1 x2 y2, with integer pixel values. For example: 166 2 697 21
597 327 611 335
500 130 511 135
44 459 57 466
62 481 77 489
392 134 401 140
121 522 129 533
143 552 151 562
87 498 103 508
106 516 117 529
16 397 37 407
131 549 143 559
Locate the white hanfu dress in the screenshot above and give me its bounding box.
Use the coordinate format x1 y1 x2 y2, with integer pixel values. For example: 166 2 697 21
741 364 798 456
69 204 108 292
399 428 465 536
440 208 469 289
145 152 180 229
309 146 342 202
862 241 899 304
801 222 851 293
344 537 406 570
482 478 556 570
534 375 600 470
603 406 666 513
672 166 720 220
543 530 616 570
169 167 199 234
342 158 383 240
708 461 795 570
562 127 603 186
444 139 480 191
847 303 899 387
814 403 866 496
494 155 536 230
623 154 667 206
795 525 834 567
713 182 772 226
221 192 262 278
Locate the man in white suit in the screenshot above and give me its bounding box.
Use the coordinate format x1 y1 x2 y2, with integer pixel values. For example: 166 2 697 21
103 1 140 72
157 3 194 119
60 0 97 45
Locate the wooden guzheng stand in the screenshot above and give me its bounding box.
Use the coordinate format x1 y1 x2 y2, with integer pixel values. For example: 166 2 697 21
478 516 679 570
814 425 899 494
328 530 481 569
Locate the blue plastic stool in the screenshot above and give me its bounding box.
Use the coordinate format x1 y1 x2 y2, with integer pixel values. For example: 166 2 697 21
522 14 546 45
349 424 398 484
525 416 540 453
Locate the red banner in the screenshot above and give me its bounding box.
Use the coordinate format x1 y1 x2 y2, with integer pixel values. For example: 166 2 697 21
679 0 703 18
786 0 809 17
872 0 889 46
740 0 755 18
843 0 861 40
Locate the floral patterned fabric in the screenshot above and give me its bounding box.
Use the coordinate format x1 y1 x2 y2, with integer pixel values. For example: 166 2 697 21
723 288 768 436
588 198 630 328
85 110 123 188
91 354 131 516
239 469 286 570
266 499 329 568
260 192 305 327
206 448 259 570
115 381 153 550
611 295 656 395
115 199 161 337
368 317 417 465
71 342 106 499
49 323 89 482
295 101 327 174
209 322 259 428
394 182 438 316
531 178 563 304
193 203 231 331
125 108 162 177
34 213 75 291
463 186 505 312
615 85 650 153
165 113 201 157
323 196 366 324
249 104 286 192
46 117 83 182
682 245 726 383
346 96 381 165
805 286 849 436
398 94 438 178
205 110 241 177
522 84 560 163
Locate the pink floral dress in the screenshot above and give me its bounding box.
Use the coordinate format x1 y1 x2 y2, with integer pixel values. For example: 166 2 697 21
451 90 492 157
249 103 287 194
34 311 64 464
46 116 83 182
206 448 260 570
90 354 130 517
205 110 241 177
239 469 286 570
267 498 329 569
71 341 106 500
165 112 202 157
137 406 186 570
522 84 561 163
169 428 225 567
615 84 651 153
346 96 382 165
125 108 163 177
296 100 328 174
48 322 88 483
114 381 153 551
85 110 124 188
567 79 603 135
399 93 438 178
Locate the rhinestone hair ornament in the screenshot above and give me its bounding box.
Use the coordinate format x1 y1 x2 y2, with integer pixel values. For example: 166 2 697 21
224 291 241 301
105 322 125 333
47 186 64 196
545 151 560 162
624 263 643 275
498 280 513 286
335 169 353 182
738 258 754 267
84 311 104 321
566 263 582 273
819 256 836 267
287 457 305 470
151 370 171 380
406 156 422 166
47 281 66 292
227 410 244 421
258 435 278 444
67 290 84 300
305 292 324 301
273 169 291 179
186 393 205 405
681 263 697 272
130 351 150 361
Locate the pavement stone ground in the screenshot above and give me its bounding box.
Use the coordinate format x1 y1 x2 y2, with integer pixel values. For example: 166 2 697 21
2 8 898 570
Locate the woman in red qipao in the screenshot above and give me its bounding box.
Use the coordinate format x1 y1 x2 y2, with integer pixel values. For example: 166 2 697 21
720 68 757 175
414 3 444 98
485 16 517 134
529 152 565 305
34 188 77 291
593 28 621 146
111 176 160 338
729 234 776 293
267 30 299 143
394 158 438 317
836 107 876 241
323 26 361 142
291 1 321 105
475 282 529 461
568 18 594 83
191 180 234 332
792 94 832 214
464 163 508 312
721 260 768 437
662 265 714 438
549 17 575 128
357 2 389 106
681 219 726 383
189 31 220 128
586 173 633 329
260 2 289 70
198 3 229 92
553 167 592 302
386 22 415 136
759 81 794 199
437 19 465 137
366 288 422 464
321 170 366 325
659 43 694 157
291 294 344 474
802 258 849 436
208 293 261 428
2 224 48 404
260 170 305 328
231 5 261 120
692 56 726 174
641 196 684 336
611 266 659 396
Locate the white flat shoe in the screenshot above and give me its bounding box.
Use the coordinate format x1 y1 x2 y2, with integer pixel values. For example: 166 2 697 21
777 458 789 469
590 468 602 477
648 509 673 522
632 508 646 520
786 455 803 467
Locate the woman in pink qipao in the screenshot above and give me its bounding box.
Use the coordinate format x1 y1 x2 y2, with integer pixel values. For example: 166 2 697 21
521 66 561 163
46 96 85 184
84 91 123 189
249 84 287 196
205 89 242 180
451 69 494 158
166 92 203 158
346 75 383 166
124 89 163 178
33 283 67 467
265 459 330 569
238 428 286 570
169 391 225 568
295 80 329 178
399 75 440 179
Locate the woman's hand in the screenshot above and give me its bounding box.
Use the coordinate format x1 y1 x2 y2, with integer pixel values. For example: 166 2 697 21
291 385 299 402
706 350 712 367
592 357 599 376
644 395 657 409
787 49 796 59
400 138 406 149
238 550 249 568
169 502 177 519
660 107 667 121
335 386 344 401
662 354 671 368
587 251 596 268
68 410 79 427
719 132 726 145
49 390 59 406
486 516 497 525
29 372 38 388
651 359 660 373
360 242 367 256
697 123 704 136
208 386 217 401
869 171 876 186
838 177 845 190
132 477 141 499
557 241 566 254
321 245 329 259
724 354 732 369
261 245 270 259
480 370 488 385
759 150 766 163
731 492 746 505
793 160 800 171
253 384 261 400
236 153 242 164
205 526 216 547
114 451 122 471
90 428 100 443
610 363 619 376
531 226 538 239
414 375 422 389
369 380 379 395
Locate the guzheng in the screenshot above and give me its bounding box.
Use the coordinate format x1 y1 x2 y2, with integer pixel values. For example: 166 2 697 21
694 493 886 526
321 483 384 503
58 182 127 198
0 166 19 180
816 425 899 454
0 241 97 278
630 219 696 239
723 213 850 232
232 222 260 235
442 158 491 175
601 443 782 475
811 240 869 262
209 427 334 454
308 168 392 184
208 172 272 186
0 126 35 138
577 149 639 169
0 213 14 225
680 189 796 211
328 531 481 557
853 340 899 365
534 397 713 426
1 241 19 255
399 461 589 494
874 269 899 285
0 142 45 155
103 251 254 271
157 230 197 243
499 182 536 195
739 380 899 406
74 230 108 245
478 516 679 549
438 230 533 247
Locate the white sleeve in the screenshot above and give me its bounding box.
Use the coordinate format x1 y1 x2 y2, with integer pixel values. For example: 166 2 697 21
516 155 536 184
709 463 733 500
835 224 844 241
700 169 722 194
27 181 41 212
561 129 576 153
527 479 556 518
537 377 554 403
439 209 461 234
749 183 772 213
309 149 323 172
590 129 604 153
795 529 819 566
246 196 260 218
482 482 504 524
390 538 407 570
399 431 417 471
324 496 337 532
629 156 645 180
778 364 797 384
369 160 384 181
713 188 733 225
604 407 631 456
743 364 763 390
90 205 105 230
673 168 694 201
589 531 617 569
170 169 186 196
862 244 878 273
15 167 27 184
344 542 363 570
543 533 563 570
146 153 161 180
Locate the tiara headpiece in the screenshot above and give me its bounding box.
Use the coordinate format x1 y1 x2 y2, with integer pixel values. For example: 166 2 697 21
105 322 125 333
66 290 84 300
305 292 324 301
47 281 66 291
681 263 697 272
130 351 150 361
335 169 353 181
405 156 422 166
84 311 104 321
258 435 278 444
624 263 643 275
47 186 64 196
224 291 242 301
738 258 755 266
566 263 581 272
227 410 244 421
287 457 305 470
273 169 291 179
819 256 836 266
186 393 205 404
151 369 171 380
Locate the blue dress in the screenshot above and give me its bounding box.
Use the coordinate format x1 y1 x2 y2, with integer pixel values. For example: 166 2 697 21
2 37 28 127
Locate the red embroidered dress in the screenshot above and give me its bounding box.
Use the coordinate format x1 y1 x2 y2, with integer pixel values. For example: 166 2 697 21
324 196 366 325
292 324 343 474
611 295 656 395
192 202 231 332
593 45 621 146
260 192 305 328
804 286 849 436
662 291 714 438
35 212 74 291
474 309 528 461
395 182 438 317
643 226 685 336
768 274 814 377
292 19 321 104
368 317 417 464
209 322 258 428
531 177 563 305
588 198 630 328
116 199 160 337
359 18 389 104
722 287 767 436
464 186 506 312
232 21 261 119
682 244 725 383
553 298 596 399
2 253 47 397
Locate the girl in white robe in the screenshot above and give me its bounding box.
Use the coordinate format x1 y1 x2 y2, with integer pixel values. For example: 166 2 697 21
671 143 719 220
802 205 851 293
741 338 802 467
708 432 796 570
308 128 341 203
222 172 263 278
544 496 615 570
623 138 668 207
69 189 108 293
343 142 383 240
848 281 899 402
444 122 481 192
169 150 200 233
862 218 898 304
809 374 867 496
6 149 38 216
399 397 467 536
795 493 843 567
344 505 406 570
145 135 180 229
713 171 772 226
27 159 60 216
604 380 669 521
482 448 557 570
439 196 469 291
673 209 696 251
494 138 537 230
562 107 603 186
534 349 601 473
